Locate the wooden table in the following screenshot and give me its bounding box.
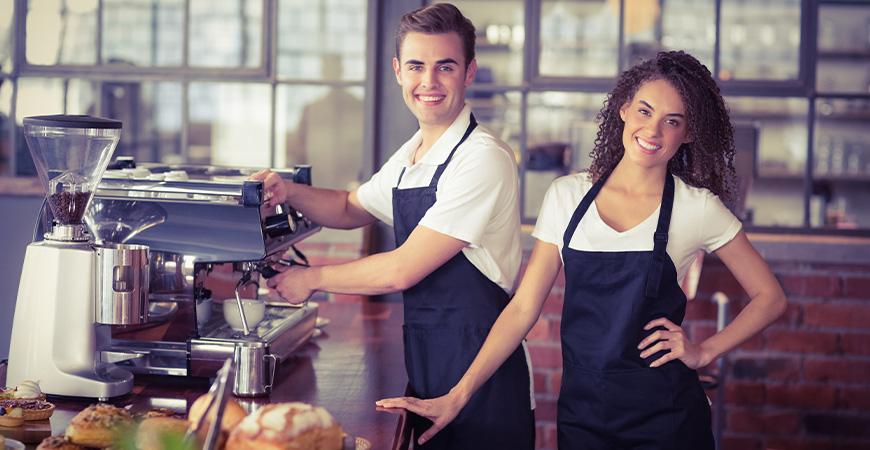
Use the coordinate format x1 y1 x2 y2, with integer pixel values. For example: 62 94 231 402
0 301 407 449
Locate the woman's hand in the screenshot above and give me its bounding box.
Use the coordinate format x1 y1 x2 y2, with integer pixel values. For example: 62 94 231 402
376 391 465 446
249 169 288 208
638 317 710 369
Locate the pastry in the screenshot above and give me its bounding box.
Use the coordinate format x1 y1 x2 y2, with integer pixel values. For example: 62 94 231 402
0 406 26 427
136 416 195 450
1 380 47 401
36 435 87 450
64 403 135 448
14 380 47 400
0 399 55 420
187 393 247 448
225 402 344 450
141 407 185 419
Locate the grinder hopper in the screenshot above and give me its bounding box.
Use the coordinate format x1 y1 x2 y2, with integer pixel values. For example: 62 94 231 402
23 114 121 241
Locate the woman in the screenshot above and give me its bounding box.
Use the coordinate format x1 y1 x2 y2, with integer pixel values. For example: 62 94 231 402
377 51 786 449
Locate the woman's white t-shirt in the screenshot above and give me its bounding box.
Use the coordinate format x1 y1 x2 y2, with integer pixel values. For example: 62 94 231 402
532 173 742 286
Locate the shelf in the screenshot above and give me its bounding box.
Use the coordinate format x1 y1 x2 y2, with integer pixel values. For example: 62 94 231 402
818 49 870 59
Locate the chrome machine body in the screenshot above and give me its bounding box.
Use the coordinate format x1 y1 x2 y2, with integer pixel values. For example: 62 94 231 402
90 161 321 397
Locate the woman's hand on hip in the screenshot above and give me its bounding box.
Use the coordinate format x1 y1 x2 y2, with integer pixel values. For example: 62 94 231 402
638 317 710 369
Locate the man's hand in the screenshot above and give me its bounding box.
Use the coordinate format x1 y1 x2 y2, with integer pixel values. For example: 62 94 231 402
250 169 288 208
265 264 316 304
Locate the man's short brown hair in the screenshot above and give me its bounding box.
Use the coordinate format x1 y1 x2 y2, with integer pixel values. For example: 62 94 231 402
395 3 476 69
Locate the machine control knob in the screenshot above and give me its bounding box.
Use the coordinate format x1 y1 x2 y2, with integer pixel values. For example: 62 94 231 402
264 210 298 237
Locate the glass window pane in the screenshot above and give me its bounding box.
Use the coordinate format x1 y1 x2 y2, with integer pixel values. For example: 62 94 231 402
524 91 606 218
276 84 365 191
727 96 807 228
0 76 12 174
817 4 870 94
277 0 367 81
0 1 12 72
449 0 525 85
813 98 870 230
188 82 271 166
468 91 522 161
189 0 263 68
98 81 183 165
719 0 801 81
656 0 715 70
14 78 93 175
539 0 618 78
103 0 184 67
27 0 98 65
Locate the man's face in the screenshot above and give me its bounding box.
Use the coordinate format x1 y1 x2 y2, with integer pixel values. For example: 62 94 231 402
393 32 477 134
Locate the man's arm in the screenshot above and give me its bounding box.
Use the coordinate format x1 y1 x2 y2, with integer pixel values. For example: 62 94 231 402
251 169 377 230
266 224 468 302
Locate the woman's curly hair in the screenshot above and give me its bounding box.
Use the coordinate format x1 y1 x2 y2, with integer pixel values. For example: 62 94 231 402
588 50 737 202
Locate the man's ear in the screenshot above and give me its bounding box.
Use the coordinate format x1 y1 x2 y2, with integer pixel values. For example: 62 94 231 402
465 59 477 87
393 58 403 85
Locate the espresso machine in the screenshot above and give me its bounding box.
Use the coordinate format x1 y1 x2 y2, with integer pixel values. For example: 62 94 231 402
90 159 321 397
6 114 142 399
8 115 321 399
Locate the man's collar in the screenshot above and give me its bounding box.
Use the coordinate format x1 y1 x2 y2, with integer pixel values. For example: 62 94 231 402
415 104 472 166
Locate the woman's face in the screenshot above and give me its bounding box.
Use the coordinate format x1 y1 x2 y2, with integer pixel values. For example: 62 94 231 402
618 79 692 171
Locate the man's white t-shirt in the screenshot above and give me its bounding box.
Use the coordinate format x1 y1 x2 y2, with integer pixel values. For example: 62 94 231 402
532 172 742 286
356 104 522 294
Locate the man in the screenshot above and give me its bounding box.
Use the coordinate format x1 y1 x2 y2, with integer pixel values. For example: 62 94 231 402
251 4 535 449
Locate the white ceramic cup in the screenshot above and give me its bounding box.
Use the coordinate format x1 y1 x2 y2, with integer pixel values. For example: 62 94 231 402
223 299 266 331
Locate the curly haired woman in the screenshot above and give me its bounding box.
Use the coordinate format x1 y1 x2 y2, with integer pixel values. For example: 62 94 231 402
378 51 786 449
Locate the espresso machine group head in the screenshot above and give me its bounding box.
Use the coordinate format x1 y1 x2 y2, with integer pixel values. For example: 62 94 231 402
7 115 148 400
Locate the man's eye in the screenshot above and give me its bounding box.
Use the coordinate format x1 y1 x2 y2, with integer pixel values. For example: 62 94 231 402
439 66 454 72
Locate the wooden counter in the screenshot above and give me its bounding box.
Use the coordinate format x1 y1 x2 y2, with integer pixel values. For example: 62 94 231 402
0 301 406 449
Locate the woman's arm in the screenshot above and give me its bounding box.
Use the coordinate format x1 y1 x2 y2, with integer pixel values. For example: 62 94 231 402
639 229 787 368
376 239 564 445
694 229 787 364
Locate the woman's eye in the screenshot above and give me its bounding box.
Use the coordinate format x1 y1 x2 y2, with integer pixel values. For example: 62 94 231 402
638 108 650 116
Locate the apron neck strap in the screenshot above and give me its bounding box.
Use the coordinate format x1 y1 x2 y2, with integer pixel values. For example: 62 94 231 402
644 171 675 298
562 169 610 250
397 113 478 188
428 113 477 188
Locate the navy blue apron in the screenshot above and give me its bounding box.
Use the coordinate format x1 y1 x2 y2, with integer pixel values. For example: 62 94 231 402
393 114 534 449
557 171 714 449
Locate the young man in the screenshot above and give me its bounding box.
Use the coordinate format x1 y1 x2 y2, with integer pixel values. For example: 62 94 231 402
251 4 535 449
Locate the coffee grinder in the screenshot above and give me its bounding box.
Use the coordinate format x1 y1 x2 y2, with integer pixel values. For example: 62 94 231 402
7 115 149 400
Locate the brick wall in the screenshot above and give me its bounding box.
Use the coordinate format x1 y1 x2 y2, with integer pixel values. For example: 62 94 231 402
296 233 870 449
526 252 870 450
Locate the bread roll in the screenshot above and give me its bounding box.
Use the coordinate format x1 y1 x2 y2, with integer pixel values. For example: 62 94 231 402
225 402 344 450
136 416 195 450
64 403 134 448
